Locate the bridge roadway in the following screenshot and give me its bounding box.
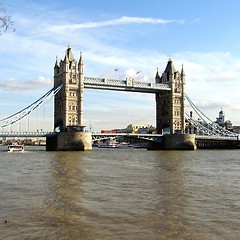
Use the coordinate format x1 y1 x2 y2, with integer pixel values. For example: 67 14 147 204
0 132 50 138
0 132 163 140
1 132 240 149
195 135 240 149
0 132 238 141
84 77 171 93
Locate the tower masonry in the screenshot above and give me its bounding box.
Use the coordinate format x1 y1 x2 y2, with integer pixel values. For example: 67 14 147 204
46 44 92 151
155 58 186 135
149 58 196 150
54 43 84 131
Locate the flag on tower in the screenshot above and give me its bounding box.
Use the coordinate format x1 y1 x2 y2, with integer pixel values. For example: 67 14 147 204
114 68 118 71
136 71 141 74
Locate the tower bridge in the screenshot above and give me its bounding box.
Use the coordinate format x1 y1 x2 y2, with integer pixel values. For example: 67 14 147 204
52 44 186 136
47 43 189 150
0 43 239 150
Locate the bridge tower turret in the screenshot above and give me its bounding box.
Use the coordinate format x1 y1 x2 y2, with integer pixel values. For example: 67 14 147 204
53 43 84 131
155 58 185 134
48 44 92 151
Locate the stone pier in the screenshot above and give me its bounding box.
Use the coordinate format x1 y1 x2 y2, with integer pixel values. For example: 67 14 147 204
147 133 196 150
46 129 92 151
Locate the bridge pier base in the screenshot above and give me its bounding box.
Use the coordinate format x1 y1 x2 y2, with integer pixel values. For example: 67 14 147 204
147 133 196 150
46 131 92 151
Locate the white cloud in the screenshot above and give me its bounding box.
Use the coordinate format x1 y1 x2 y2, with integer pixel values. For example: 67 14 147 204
192 18 201 23
1 6 240 128
49 16 184 32
0 76 52 92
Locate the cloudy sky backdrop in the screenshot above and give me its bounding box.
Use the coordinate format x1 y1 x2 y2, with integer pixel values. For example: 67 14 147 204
1 0 240 132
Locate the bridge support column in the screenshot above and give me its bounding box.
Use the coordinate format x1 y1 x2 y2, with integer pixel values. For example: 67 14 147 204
147 133 196 150
46 130 92 151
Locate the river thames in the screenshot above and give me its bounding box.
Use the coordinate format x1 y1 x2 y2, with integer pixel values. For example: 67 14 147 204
0 146 240 239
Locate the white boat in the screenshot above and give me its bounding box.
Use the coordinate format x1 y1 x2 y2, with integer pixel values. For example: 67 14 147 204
98 143 119 148
8 143 24 152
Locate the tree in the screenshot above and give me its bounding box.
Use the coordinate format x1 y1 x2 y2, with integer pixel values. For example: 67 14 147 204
0 4 15 34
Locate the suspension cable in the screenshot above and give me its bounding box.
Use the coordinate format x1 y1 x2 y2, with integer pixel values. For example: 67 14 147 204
186 95 213 123
0 83 63 128
185 95 238 137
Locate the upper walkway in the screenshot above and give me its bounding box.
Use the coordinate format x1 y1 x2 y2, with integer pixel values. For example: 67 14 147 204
84 77 171 93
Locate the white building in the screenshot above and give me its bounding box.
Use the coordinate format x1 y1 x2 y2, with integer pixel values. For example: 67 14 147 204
216 109 225 126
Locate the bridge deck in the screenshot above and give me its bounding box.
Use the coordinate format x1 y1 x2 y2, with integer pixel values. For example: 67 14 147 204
0 132 163 139
0 132 238 143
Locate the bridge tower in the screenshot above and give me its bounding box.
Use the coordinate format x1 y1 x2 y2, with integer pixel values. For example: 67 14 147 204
53 43 84 131
46 43 92 151
149 58 196 150
155 58 186 134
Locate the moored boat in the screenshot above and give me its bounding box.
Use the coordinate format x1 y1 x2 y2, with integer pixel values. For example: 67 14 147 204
118 142 133 149
98 139 119 148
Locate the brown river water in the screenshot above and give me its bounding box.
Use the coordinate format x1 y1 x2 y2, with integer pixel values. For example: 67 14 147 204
0 146 240 239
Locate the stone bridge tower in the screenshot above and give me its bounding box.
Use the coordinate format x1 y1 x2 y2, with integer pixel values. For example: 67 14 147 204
46 44 92 151
53 43 84 131
155 58 186 134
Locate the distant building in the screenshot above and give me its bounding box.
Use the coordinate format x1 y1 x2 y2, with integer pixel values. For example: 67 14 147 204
216 109 225 127
124 124 155 134
225 120 233 131
215 109 233 131
101 124 155 134
232 126 240 133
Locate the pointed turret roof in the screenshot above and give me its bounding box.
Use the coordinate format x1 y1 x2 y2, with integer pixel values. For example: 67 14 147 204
78 52 83 66
155 68 161 82
181 64 185 76
64 42 75 63
54 55 59 68
64 51 69 63
164 57 176 74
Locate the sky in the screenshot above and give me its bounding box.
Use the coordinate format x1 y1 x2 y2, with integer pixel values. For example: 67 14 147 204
0 0 240 132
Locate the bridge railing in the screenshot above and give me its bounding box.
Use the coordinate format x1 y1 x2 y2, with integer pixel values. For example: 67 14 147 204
196 135 239 140
92 132 163 136
0 132 164 140
92 133 163 141
0 131 52 137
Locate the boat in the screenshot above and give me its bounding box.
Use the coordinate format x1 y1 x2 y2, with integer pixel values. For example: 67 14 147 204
8 143 24 152
98 142 119 148
98 139 119 148
118 142 134 149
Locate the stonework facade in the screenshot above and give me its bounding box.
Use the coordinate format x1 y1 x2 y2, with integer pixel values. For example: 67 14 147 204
155 58 186 134
47 44 92 151
53 43 84 132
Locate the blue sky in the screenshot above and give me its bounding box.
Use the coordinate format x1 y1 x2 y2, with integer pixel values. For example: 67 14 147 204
0 0 240 132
